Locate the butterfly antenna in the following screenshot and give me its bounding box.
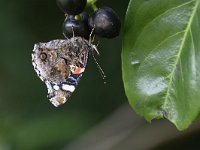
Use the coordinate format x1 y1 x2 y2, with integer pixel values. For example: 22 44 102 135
96 40 100 48
92 34 96 43
89 27 95 44
63 32 68 39
92 53 106 84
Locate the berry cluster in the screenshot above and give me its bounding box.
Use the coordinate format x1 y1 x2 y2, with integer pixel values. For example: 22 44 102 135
56 0 121 39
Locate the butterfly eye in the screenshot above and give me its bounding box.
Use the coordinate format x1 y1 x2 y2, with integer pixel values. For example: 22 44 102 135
40 52 47 61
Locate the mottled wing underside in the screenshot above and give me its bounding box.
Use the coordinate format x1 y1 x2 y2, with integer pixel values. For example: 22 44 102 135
32 37 94 107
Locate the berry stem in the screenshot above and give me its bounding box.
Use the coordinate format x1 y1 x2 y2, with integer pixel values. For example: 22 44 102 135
87 0 98 11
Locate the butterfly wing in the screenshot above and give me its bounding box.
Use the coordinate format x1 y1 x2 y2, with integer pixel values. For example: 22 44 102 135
32 37 91 107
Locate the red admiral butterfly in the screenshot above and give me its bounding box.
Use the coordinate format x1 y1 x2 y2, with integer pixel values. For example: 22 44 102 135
32 37 99 107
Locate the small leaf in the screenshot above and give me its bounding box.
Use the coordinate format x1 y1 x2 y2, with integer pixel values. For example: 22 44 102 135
122 0 200 130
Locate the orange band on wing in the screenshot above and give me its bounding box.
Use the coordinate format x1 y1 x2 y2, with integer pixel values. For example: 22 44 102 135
72 67 85 75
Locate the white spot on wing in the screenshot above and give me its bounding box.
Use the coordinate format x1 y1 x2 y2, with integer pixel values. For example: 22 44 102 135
62 84 75 92
32 62 36 68
31 54 35 59
79 68 85 73
46 81 53 93
53 85 60 90
35 69 40 75
50 98 59 107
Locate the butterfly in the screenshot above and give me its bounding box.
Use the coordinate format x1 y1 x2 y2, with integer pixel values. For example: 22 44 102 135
32 37 100 107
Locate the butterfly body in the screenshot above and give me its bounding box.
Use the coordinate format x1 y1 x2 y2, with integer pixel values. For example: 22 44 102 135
32 37 95 107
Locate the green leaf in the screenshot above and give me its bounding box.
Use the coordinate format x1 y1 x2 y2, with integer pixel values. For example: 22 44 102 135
122 0 200 130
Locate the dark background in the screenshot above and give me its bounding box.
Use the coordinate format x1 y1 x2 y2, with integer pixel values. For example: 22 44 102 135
1 0 200 150
0 0 128 149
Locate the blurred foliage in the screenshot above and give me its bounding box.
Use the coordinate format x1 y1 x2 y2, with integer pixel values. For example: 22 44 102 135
0 0 128 149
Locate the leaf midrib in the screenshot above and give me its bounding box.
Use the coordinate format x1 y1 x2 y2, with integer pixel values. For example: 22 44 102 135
133 0 196 49
163 0 199 109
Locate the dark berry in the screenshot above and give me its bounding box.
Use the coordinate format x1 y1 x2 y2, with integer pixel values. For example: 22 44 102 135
56 0 87 15
79 11 90 23
63 16 90 39
88 7 121 38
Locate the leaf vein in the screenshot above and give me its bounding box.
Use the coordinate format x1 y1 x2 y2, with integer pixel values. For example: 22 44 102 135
135 0 196 47
163 0 199 109
137 31 185 71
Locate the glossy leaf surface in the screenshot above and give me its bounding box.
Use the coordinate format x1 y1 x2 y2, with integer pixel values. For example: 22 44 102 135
122 0 200 130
